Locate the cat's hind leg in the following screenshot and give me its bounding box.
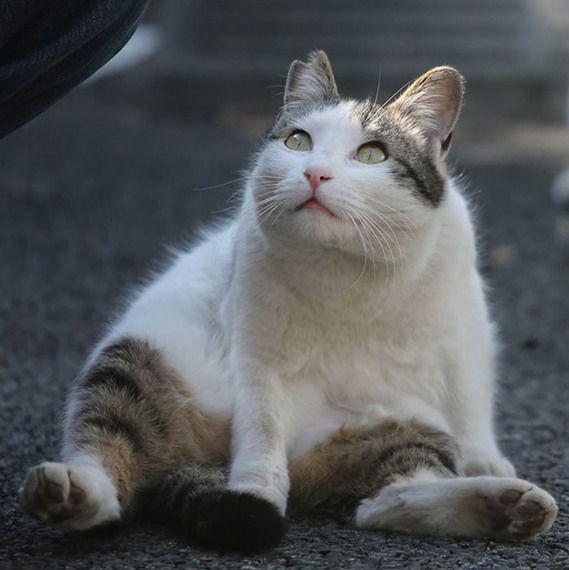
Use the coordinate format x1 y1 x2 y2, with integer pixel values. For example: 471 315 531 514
289 419 557 541
355 473 557 541
20 337 229 532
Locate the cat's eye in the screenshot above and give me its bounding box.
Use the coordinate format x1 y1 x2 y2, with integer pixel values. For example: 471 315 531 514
285 130 312 152
356 143 387 164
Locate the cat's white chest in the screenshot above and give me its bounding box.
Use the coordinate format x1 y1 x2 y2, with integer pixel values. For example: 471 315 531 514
279 307 448 459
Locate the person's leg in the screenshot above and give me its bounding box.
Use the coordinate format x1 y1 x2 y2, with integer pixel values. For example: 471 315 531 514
0 0 150 138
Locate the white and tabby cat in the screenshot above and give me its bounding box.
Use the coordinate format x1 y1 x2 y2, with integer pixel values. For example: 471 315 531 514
20 51 557 552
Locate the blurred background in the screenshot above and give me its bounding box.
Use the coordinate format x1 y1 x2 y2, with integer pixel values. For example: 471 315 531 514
2 1 569 567
91 0 569 151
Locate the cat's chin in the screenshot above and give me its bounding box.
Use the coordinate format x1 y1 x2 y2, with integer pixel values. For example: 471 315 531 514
273 208 363 253
295 198 337 218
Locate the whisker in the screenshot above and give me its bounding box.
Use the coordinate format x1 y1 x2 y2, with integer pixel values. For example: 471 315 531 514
353 214 377 279
358 210 392 279
190 177 246 192
346 204 400 303
257 202 281 219
344 212 370 292
269 203 289 227
372 62 383 107
378 77 414 110
356 201 409 242
372 198 418 231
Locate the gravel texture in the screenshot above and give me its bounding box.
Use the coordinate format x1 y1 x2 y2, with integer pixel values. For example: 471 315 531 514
1 78 568 569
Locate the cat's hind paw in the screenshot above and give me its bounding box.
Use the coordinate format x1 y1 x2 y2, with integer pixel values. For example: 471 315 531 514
482 479 558 540
20 461 120 531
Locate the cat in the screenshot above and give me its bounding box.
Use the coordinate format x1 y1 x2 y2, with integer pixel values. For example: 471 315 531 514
20 50 557 553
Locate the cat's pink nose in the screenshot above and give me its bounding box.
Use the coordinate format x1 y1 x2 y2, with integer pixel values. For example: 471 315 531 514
304 169 333 191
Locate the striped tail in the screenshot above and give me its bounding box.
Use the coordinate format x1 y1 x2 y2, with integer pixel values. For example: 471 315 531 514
139 463 286 553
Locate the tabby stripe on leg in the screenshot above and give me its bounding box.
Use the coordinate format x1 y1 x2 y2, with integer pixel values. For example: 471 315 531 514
100 340 139 361
370 442 458 476
289 419 460 515
77 413 146 453
76 363 167 436
81 366 143 401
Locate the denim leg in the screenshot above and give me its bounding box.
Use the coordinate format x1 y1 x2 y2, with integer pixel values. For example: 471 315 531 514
0 0 151 138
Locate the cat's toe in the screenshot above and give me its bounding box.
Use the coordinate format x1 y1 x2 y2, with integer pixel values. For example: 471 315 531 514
484 481 558 540
504 486 558 539
20 462 84 525
20 461 120 530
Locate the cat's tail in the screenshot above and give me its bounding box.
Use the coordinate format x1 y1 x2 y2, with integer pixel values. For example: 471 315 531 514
138 463 286 553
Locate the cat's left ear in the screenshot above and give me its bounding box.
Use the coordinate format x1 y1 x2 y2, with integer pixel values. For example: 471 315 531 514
284 50 339 108
389 66 464 158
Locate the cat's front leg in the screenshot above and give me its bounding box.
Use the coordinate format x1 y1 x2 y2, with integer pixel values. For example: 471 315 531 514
448 372 515 477
446 322 516 478
449 387 515 477
228 366 290 515
459 440 516 477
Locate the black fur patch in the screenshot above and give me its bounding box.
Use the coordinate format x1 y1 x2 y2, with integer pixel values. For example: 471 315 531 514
187 491 286 553
139 463 285 553
391 157 430 198
143 484 286 553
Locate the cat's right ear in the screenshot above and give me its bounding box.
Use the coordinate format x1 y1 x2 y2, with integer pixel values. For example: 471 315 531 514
284 50 339 108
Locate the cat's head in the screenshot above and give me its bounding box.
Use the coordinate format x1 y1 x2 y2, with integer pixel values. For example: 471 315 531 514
250 50 464 261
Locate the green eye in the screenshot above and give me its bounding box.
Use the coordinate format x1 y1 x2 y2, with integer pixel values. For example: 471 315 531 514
356 143 387 164
285 130 312 152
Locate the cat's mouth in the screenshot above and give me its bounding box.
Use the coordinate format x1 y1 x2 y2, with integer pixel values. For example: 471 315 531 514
295 198 337 218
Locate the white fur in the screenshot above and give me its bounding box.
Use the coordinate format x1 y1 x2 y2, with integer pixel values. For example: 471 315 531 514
87 101 512 515
63 453 122 530
355 471 557 539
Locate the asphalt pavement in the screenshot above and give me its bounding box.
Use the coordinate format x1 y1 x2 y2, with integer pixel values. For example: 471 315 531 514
1 75 568 569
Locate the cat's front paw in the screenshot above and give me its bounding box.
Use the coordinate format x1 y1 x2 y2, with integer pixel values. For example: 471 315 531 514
229 483 287 516
462 451 516 478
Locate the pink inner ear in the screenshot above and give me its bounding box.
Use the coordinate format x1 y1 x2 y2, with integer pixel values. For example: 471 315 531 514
390 68 463 151
437 95 459 138
419 90 458 144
